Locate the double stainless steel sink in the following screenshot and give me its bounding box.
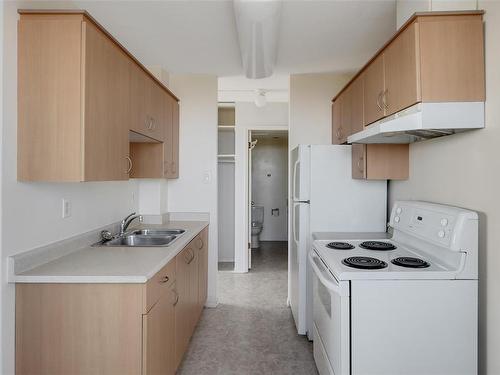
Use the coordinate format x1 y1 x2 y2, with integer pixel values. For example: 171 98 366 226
98 229 186 247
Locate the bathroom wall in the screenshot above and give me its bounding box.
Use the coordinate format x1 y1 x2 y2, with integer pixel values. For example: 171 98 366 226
251 136 288 241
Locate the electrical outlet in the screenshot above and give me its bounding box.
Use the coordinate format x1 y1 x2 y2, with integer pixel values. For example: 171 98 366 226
62 199 71 218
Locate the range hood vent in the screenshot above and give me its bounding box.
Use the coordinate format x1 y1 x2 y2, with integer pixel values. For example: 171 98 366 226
347 102 484 144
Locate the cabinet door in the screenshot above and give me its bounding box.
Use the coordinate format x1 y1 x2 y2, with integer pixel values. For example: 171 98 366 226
142 286 176 375
366 144 409 180
352 144 366 179
188 247 199 334
331 98 342 144
350 76 364 135
384 23 420 116
175 246 196 369
363 54 385 126
129 63 151 138
148 81 166 142
170 101 180 178
197 229 209 315
83 21 130 181
163 95 174 178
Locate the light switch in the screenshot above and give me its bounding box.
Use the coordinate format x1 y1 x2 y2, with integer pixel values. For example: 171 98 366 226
62 199 71 218
203 171 211 184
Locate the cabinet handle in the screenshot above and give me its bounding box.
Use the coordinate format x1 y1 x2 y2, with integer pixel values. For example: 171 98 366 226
159 275 169 284
336 129 341 140
173 290 179 306
357 156 364 173
185 248 195 264
126 156 132 174
382 89 389 109
376 91 383 111
197 238 203 250
151 118 156 131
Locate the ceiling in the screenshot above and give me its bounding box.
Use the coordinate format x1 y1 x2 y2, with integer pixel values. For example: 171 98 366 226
27 0 397 77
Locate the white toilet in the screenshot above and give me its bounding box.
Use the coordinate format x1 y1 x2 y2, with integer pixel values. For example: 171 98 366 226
251 206 264 249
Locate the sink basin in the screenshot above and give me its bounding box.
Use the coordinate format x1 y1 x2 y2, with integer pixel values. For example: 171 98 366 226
102 235 177 247
131 229 185 236
94 228 186 247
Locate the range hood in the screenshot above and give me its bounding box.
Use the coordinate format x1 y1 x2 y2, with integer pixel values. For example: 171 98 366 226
347 102 485 144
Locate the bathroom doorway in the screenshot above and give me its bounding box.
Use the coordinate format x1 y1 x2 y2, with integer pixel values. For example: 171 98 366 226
248 130 289 269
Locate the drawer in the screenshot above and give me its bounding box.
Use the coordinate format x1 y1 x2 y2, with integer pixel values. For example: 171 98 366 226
143 260 176 313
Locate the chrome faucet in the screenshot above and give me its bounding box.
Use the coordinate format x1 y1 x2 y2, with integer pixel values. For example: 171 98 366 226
120 212 143 236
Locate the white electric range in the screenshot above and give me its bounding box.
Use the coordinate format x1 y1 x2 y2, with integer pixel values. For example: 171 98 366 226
309 200 478 375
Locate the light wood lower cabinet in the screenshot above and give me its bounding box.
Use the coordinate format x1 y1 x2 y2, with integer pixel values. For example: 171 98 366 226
15 226 209 375
143 283 177 375
352 144 409 180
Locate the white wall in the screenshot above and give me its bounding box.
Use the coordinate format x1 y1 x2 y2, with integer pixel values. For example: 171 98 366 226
218 162 235 262
0 1 4 371
289 73 352 149
1 2 139 373
234 102 288 272
168 74 218 306
389 2 497 374
251 136 288 241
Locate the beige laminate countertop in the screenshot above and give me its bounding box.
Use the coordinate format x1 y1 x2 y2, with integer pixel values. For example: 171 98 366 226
13 221 208 284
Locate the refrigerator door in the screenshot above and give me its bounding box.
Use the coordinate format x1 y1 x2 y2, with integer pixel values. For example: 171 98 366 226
290 200 309 335
291 145 310 202
309 145 386 233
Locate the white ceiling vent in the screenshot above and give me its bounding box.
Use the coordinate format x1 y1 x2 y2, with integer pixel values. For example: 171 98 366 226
233 0 282 79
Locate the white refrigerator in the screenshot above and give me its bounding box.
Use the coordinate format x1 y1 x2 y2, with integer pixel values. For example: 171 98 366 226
289 145 387 337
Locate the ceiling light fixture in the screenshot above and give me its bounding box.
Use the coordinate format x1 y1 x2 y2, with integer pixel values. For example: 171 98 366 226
254 90 267 107
233 0 282 79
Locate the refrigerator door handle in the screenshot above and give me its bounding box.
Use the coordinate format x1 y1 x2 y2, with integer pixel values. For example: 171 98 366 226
292 159 300 201
293 204 299 245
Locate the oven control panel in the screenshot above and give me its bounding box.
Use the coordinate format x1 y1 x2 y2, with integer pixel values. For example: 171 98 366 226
390 200 478 250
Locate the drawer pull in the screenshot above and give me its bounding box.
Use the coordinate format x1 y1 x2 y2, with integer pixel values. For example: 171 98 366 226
173 290 179 306
159 275 169 284
185 249 195 264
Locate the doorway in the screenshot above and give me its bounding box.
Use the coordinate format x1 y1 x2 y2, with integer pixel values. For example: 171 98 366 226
248 130 289 269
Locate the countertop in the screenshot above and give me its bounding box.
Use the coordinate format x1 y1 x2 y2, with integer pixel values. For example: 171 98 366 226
13 221 208 284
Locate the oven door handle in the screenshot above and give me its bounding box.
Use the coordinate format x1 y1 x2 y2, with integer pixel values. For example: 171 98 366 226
309 250 346 296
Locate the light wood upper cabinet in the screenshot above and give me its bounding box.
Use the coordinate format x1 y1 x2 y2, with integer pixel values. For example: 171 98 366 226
352 144 409 180
170 101 180 179
17 11 179 182
363 54 385 126
84 21 131 181
383 23 420 116
333 11 485 130
418 14 485 102
331 96 343 144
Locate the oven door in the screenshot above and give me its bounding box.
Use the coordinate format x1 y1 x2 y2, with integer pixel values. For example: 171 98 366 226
309 249 350 375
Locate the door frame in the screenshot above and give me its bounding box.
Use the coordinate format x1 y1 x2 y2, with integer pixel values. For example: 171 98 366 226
234 125 288 273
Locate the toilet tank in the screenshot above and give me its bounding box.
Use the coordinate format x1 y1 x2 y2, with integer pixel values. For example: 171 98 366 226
252 206 264 224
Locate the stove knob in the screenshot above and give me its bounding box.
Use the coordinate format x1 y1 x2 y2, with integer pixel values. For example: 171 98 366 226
396 207 402 214
394 216 400 223
440 218 448 227
438 230 445 238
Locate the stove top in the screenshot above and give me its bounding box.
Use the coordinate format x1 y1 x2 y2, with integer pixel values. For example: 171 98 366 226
312 239 460 281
